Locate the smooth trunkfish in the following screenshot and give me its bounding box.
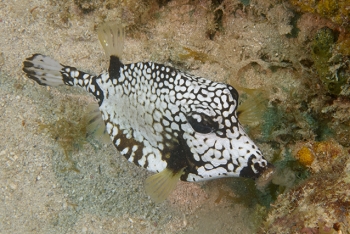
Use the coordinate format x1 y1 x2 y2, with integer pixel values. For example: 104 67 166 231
23 22 273 202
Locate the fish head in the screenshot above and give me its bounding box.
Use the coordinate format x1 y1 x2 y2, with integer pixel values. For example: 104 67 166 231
176 77 271 182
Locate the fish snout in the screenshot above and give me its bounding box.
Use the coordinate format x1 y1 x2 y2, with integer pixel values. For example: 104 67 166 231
239 155 274 180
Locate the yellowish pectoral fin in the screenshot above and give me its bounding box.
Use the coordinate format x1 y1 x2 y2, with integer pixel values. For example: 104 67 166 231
237 89 267 127
144 168 185 203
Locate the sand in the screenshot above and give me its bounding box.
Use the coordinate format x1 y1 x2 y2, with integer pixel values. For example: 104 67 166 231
1 0 339 233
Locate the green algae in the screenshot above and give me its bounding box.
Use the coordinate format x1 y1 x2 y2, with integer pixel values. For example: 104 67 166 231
260 104 282 141
311 27 348 95
239 0 250 6
289 0 350 30
37 96 92 172
178 47 215 63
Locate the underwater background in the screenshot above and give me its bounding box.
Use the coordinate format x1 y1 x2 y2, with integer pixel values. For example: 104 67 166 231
0 0 349 233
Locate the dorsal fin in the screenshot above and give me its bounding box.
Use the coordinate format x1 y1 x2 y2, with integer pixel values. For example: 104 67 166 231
144 167 185 203
97 22 125 59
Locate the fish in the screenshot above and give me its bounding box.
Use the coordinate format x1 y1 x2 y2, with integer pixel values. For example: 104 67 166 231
22 22 273 202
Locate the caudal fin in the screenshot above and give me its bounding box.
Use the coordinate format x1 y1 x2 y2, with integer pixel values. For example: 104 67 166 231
23 54 65 86
23 54 95 90
97 22 125 59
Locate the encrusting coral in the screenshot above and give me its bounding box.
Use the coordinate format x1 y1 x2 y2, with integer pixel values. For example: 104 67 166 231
261 140 350 233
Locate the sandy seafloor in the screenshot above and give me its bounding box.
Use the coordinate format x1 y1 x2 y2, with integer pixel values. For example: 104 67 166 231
2 0 348 233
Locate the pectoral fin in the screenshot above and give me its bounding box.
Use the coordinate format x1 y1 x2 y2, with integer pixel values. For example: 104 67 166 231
237 89 267 127
144 168 185 203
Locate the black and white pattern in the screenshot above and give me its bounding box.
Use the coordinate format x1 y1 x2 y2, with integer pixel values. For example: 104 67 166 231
23 54 271 182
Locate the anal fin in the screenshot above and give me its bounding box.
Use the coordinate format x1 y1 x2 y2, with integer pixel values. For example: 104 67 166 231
85 103 110 144
144 168 185 203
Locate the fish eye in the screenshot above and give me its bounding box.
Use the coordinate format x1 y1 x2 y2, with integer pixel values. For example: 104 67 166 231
186 113 218 134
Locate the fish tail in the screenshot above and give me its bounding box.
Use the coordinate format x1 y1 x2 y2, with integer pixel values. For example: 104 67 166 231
97 21 125 59
23 54 64 86
23 54 94 89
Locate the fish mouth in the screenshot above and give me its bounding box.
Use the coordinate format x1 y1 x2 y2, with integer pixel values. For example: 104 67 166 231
258 163 275 179
254 162 275 179
255 163 275 190
239 155 274 180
